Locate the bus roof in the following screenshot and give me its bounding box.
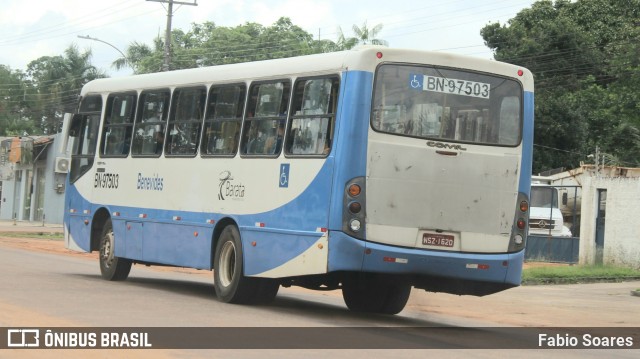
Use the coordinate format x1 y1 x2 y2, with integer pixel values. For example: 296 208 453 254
80 46 533 95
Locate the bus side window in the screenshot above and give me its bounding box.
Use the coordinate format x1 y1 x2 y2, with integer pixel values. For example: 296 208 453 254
132 90 170 157
100 93 136 157
286 76 338 156
166 87 206 156
241 81 290 157
202 84 245 156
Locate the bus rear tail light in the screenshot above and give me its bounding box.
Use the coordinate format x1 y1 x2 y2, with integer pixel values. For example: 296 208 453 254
343 177 366 240
348 202 362 214
514 234 524 245
509 192 529 252
519 200 529 212
348 184 361 197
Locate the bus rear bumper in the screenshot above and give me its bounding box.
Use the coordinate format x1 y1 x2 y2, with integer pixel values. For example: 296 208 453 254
328 232 524 296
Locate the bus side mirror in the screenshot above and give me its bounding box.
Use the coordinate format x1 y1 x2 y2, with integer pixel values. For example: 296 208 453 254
562 192 568 206
69 114 83 137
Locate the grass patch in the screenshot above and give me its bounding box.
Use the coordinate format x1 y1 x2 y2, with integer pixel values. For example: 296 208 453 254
0 231 64 240
522 264 640 285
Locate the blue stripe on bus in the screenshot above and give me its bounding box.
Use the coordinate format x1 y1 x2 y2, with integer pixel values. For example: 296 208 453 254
65 157 338 272
518 91 534 195
328 70 372 232
242 70 374 275
330 233 523 285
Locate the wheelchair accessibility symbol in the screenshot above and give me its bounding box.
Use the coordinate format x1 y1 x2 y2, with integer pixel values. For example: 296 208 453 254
279 163 290 188
409 74 423 89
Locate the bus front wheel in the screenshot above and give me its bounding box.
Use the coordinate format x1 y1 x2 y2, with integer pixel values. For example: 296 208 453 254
213 225 279 304
342 273 411 315
99 219 132 281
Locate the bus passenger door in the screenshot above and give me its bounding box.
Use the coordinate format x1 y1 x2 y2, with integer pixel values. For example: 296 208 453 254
65 106 101 252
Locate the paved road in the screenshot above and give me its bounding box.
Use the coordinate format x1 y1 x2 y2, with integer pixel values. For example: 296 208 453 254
0 223 638 358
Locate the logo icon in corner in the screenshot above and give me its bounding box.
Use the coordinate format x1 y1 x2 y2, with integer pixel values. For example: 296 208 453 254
7 329 40 347
218 171 233 200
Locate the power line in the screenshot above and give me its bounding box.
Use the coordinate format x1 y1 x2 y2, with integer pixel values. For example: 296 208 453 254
146 0 198 71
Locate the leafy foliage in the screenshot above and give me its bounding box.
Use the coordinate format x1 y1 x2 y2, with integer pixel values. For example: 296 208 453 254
0 66 35 136
25 45 105 134
1 45 104 135
122 17 319 74
0 17 387 135
481 0 640 172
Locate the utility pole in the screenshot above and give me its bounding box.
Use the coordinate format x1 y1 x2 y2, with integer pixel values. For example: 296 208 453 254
146 0 198 72
595 146 601 175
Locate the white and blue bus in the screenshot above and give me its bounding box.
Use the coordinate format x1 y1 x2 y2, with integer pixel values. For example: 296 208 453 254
63 46 533 314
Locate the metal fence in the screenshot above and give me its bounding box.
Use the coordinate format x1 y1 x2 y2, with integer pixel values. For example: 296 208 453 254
525 185 582 263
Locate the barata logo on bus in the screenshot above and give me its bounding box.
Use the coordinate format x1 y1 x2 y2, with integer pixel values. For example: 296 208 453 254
218 171 245 200
426 141 467 151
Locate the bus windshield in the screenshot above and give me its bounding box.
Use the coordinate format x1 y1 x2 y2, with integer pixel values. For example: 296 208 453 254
372 64 522 146
530 186 559 208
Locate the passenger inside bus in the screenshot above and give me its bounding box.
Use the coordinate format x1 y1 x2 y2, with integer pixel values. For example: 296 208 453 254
264 121 285 154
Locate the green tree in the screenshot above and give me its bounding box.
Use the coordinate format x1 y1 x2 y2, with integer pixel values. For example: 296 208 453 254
481 0 640 171
112 40 162 74
121 17 322 73
336 21 388 50
0 66 36 136
26 45 105 133
335 27 358 50
351 21 388 47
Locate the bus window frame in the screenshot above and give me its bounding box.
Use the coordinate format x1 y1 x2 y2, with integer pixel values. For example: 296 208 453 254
240 79 291 158
131 88 171 158
100 91 137 159
200 82 247 158
165 85 207 158
284 75 339 158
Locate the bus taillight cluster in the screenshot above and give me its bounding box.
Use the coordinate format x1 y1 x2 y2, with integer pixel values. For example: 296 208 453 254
513 196 530 249
343 177 366 238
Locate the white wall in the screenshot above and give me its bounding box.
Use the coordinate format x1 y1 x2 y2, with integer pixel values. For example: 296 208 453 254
0 134 68 224
579 176 640 268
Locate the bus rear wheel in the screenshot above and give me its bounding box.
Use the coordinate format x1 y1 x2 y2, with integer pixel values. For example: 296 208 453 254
341 273 411 315
99 219 132 281
213 225 279 304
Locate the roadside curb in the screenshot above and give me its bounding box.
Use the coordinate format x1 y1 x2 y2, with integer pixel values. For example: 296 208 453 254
523 277 640 285
0 220 63 234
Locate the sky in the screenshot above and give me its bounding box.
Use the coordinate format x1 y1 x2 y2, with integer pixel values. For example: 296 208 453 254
0 0 538 77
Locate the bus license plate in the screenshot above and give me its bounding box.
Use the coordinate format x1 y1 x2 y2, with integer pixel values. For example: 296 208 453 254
422 233 454 248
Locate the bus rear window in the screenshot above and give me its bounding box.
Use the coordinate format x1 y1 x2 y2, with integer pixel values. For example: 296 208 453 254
372 64 522 146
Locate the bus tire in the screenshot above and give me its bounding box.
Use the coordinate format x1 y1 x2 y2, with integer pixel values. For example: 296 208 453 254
214 225 278 304
99 219 132 281
342 274 411 315
255 278 279 304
